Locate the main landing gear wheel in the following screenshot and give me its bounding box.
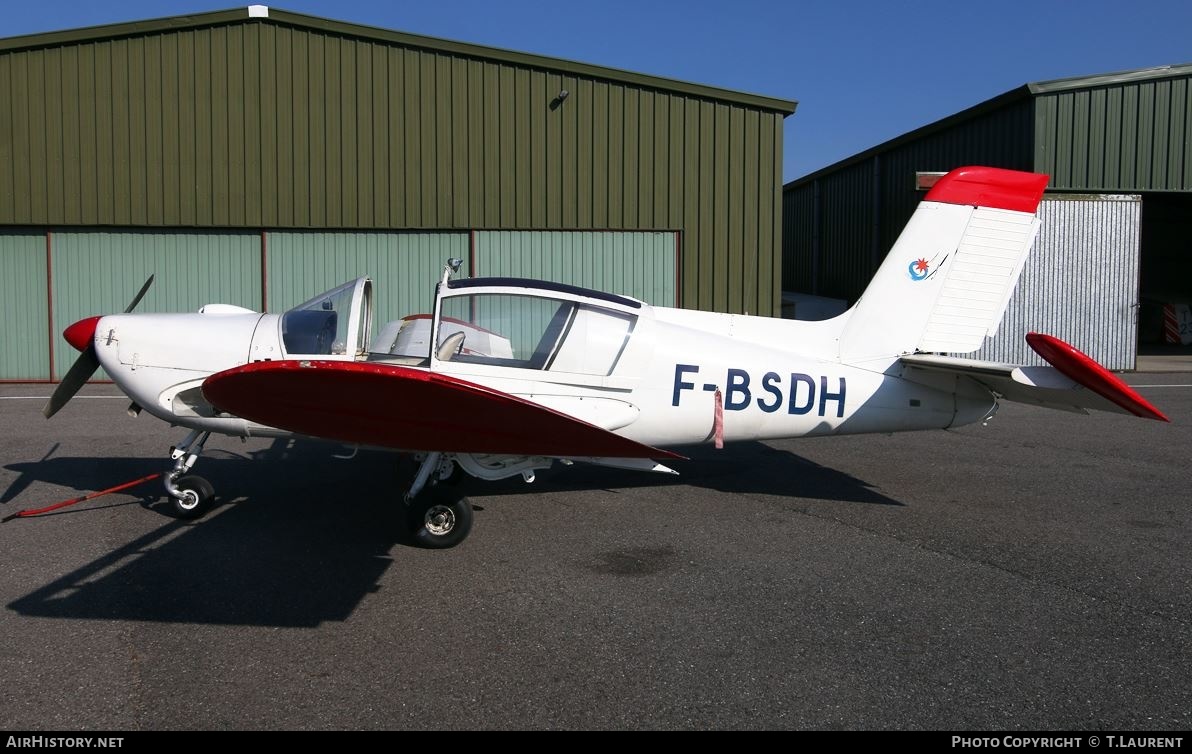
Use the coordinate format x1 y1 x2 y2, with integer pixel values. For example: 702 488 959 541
171 475 214 519
408 489 473 549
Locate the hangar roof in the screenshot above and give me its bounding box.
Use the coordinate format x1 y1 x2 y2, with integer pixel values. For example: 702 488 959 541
785 62 1192 188
0 5 797 115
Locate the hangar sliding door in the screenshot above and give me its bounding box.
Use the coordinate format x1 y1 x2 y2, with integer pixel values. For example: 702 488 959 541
473 231 679 306
51 231 262 379
264 232 470 328
964 195 1141 371
1 232 49 380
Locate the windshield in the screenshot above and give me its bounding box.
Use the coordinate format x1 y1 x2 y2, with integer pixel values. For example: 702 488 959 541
281 277 372 356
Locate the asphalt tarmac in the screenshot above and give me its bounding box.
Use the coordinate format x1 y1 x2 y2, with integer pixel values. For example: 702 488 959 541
1 376 1189 730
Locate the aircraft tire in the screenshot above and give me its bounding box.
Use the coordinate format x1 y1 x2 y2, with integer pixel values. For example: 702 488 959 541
409 488 473 549
172 475 214 519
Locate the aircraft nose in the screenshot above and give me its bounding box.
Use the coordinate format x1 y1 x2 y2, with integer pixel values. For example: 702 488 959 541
63 316 102 352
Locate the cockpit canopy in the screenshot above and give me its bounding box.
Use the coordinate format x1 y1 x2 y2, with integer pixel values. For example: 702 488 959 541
433 280 640 377
281 277 372 357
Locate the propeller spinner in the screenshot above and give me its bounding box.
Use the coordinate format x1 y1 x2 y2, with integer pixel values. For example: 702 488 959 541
42 275 155 419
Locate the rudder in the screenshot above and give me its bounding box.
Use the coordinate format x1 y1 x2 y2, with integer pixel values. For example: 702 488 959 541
836 167 1049 364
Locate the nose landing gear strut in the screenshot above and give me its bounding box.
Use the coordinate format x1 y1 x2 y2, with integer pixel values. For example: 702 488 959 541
164 429 214 519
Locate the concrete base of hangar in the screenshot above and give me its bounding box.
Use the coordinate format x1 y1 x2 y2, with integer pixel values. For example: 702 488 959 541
1136 343 1192 372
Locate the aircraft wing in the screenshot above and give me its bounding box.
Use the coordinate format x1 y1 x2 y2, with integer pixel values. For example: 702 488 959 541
900 333 1167 421
201 360 683 459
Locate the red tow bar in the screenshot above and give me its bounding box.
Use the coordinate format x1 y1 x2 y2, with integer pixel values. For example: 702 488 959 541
4 473 162 521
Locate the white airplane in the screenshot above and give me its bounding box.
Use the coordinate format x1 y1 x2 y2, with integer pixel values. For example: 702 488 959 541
43 166 1167 548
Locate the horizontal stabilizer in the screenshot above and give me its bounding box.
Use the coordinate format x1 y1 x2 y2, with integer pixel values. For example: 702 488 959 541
900 340 1167 422
1025 332 1168 421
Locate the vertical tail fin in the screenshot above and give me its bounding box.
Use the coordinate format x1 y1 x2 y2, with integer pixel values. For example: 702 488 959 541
837 167 1049 363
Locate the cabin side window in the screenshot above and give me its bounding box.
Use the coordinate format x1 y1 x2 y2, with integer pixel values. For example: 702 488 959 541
436 293 634 376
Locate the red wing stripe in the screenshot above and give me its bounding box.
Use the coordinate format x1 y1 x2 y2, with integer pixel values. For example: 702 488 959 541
202 360 683 459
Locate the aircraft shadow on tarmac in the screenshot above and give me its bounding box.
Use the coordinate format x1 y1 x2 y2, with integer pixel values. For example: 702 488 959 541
494 440 905 506
3 439 901 628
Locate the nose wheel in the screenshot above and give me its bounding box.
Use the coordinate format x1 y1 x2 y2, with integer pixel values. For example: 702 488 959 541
164 430 215 519
171 474 215 519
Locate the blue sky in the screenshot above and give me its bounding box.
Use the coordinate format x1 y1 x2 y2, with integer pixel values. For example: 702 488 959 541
4 1 1190 182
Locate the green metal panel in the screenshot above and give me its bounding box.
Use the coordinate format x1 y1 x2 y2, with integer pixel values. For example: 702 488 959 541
0 232 49 379
784 97 1035 302
784 64 1192 309
696 101 715 311
512 67 531 226
764 113 783 319
265 232 469 327
712 102 729 312
0 8 795 113
1034 73 1192 191
474 231 677 306
743 109 761 310
727 106 745 315
623 88 639 227
0 12 789 317
51 231 262 379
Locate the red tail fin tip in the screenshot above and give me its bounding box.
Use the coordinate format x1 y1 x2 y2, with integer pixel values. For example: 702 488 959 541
924 166 1049 213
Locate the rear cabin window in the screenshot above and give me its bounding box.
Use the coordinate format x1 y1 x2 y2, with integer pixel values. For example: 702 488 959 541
436 293 634 376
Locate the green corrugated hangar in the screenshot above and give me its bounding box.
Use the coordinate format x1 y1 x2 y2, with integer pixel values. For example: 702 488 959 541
783 64 1192 369
0 6 795 381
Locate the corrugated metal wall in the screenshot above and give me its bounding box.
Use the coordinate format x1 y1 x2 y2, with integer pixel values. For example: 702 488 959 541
0 15 788 316
1 227 678 380
964 196 1141 370
780 183 816 296
783 99 1034 301
266 232 469 323
474 231 677 306
802 167 876 303
1036 77 1192 191
50 231 262 379
0 232 48 379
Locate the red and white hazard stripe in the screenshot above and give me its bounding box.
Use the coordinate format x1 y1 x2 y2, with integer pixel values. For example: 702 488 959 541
1164 304 1180 344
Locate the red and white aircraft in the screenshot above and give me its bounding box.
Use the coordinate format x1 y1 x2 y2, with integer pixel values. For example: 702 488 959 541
44 166 1167 548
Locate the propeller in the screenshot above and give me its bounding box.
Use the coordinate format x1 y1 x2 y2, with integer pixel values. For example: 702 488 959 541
43 275 154 419
122 275 155 314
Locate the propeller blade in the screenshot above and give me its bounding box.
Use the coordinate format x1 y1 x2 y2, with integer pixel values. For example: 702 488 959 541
125 274 155 313
44 275 153 419
43 347 101 419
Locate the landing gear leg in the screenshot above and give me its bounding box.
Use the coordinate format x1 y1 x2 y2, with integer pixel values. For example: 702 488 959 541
163 429 214 519
404 452 473 549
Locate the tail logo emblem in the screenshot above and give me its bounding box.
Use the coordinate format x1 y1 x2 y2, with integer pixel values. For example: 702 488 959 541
908 258 930 281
